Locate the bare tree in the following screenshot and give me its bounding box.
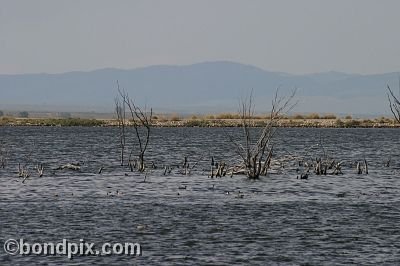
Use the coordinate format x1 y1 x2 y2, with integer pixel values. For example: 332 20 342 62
228 89 296 179
387 81 400 123
115 81 127 166
116 87 152 172
0 142 9 169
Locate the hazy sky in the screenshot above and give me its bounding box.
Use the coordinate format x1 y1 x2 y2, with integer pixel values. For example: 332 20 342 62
1 0 400 75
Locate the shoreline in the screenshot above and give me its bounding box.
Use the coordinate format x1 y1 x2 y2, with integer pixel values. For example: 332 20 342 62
0 117 399 128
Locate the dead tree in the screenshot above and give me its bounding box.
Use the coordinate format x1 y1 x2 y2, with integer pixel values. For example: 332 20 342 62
18 163 30 180
215 162 227 177
0 142 9 169
182 157 189 175
36 164 44 177
228 89 296 179
355 159 368 175
17 145 35 182
117 88 152 172
210 157 215 178
115 81 127 166
332 161 343 175
387 82 400 123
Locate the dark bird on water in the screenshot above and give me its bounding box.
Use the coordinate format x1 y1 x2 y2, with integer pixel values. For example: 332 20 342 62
297 172 308 179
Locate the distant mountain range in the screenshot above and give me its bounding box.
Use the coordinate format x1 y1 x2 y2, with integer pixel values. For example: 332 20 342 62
0 61 398 115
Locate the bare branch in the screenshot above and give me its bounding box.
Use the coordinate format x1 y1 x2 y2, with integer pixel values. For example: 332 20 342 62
115 84 152 172
388 84 400 123
227 88 296 179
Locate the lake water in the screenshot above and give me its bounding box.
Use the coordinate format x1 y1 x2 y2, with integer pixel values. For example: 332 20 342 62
0 127 400 265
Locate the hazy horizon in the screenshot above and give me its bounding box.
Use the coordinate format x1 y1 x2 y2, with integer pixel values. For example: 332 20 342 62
1 60 399 77
0 61 398 116
1 0 400 75
1 1 400 116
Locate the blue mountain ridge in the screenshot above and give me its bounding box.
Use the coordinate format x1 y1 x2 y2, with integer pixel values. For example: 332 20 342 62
0 61 398 114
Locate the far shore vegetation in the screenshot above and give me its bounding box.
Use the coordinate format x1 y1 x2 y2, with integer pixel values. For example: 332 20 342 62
0 111 398 128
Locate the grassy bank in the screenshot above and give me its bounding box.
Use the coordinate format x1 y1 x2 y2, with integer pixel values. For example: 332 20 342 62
0 117 105 127
0 116 398 128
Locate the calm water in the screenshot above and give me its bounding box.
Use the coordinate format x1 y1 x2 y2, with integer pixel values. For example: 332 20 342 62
0 127 400 265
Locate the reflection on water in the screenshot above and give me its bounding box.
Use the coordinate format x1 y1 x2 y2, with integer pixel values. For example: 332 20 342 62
0 127 400 265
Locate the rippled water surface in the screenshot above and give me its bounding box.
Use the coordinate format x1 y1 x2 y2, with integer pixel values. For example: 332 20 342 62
0 127 400 265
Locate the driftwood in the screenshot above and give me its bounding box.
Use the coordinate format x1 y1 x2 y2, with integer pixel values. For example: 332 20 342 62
163 165 172 175
332 161 343 175
56 163 80 171
210 157 215 178
128 159 136 172
0 156 6 169
0 143 8 169
209 161 227 178
182 157 189 175
215 162 226 177
36 164 44 177
18 163 30 181
364 159 369 174
356 159 368 175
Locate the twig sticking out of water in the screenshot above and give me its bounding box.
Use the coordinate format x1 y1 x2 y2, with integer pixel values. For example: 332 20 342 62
36 164 44 177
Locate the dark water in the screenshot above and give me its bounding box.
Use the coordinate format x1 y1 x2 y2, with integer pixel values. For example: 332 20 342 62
0 127 400 265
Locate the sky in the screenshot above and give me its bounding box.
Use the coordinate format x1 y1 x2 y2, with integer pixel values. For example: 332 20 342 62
1 0 400 75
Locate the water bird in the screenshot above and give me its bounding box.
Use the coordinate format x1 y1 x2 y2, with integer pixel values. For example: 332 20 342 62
178 185 187 190
297 172 308 179
235 191 244 198
234 190 244 198
137 225 147 230
336 192 346 198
